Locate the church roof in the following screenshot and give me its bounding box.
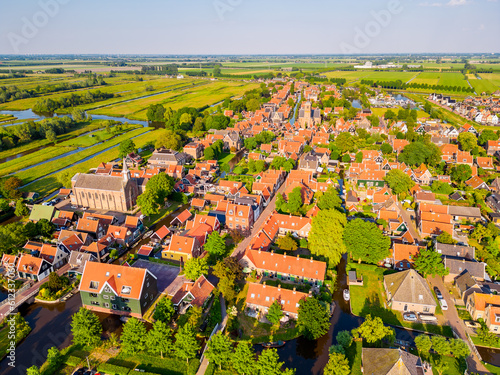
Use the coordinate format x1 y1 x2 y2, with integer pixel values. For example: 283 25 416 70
73 174 128 191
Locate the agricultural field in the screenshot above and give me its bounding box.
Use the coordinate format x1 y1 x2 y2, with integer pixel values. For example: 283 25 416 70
323 70 416 83
23 128 163 196
410 72 442 85
478 73 500 89
467 75 499 94
0 76 199 111
91 80 259 120
437 72 469 88
370 107 429 119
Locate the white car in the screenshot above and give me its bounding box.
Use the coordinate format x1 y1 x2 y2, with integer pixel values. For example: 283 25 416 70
343 289 350 301
439 299 448 310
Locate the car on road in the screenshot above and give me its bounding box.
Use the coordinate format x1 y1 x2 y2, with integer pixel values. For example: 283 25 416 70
343 289 350 301
434 287 443 299
439 299 448 310
403 312 418 321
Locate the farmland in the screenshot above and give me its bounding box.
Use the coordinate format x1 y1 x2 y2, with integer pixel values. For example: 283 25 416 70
437 72 469 88
410 72 442 86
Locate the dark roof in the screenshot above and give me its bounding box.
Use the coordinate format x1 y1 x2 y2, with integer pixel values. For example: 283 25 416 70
73 174 127 191
435 243 474 260
384 269 436 307
449 192 464 201
444 257 486 279
362 348 424 375
455 271 479 294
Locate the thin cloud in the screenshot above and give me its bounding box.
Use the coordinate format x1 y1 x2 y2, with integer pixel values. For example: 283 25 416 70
419 0 470 5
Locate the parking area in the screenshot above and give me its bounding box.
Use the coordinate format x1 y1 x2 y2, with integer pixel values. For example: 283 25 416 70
132 259 181 293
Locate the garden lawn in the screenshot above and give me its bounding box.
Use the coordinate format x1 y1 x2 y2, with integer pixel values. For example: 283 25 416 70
14 127 149 185
345 340 363 375
21 128 162 196
349 263 453 336
115 351 199 375
142 202 181 228
471 335 500 349
484 363 500 375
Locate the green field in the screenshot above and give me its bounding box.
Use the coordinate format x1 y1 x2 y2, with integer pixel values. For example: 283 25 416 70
438 72 469 88
468 75 499 94
480 73 500 87
92 81 259 120
411 72 442 85
23 128 162 196
15 127 149 186
371 107 429 118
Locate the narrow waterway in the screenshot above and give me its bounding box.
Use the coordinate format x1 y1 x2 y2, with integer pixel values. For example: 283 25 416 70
0 293 123 375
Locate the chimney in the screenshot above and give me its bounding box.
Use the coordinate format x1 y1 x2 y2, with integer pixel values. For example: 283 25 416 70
293 287 296 294
258 248 261 254
297 255 300 260
277 284 281 291
263 281 266 287
271 251 274 256
283 252 286 259
310 257 313 263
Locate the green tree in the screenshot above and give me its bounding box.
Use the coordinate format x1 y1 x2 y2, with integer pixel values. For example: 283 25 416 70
287 187 303 214
213 257 243 303
275 234 298 251
414 334 432 357
71 108 86 122
458 132 478 151
384 169 415 195
450 338 470 358
399 141 441 167
323 352 350 375
46 128 57 143
121 317 147 354
0 199 9 212
297 297 330 340
309 209 347 265
353 315 394 344
26 366 41 375
137 190 160 216
336 330 352 350
267 300 284 326
71 307 102 347
37 218 55 237
205 332 233 370
478 129 499 145
257 348 295 375
450 164 472 183
155 129 183 150
47 272 65 292
232 342 257 375
13 313 31 341
431 335 451 356
183 256 209 281
146 103 166 122
414 249 449 277
146 320 173 358
47 346 62 366
335 132 356 153
146 172 174 204
471 223 491 242
174 324 201 365
246 99 261 112
14 199 28 217
343 218 391 264
436 231 457 244
381 143 393 154
118 139 136 158
2 176 23 199
317 186 341 211
205 231 226 261
153 296 175 323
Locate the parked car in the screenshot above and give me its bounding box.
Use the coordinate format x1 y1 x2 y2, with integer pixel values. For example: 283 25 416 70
434 287 443 300
343 289 350 301
465 320 481 328
403 312 418 321
439 299 448 310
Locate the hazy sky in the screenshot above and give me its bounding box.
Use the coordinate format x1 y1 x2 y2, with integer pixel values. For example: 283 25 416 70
0 0 499 54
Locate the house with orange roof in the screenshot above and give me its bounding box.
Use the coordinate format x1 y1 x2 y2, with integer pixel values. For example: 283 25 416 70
17 253 53 281
171 275 215 314
485 305 500 333
1 254 18 271
392 139 409 153
57 230 92 254
245 282 309 319
356 170 386 188
439 144 459 163
226 203 254 232
76 217 106 239
391 244 424 270
79 262 157 318
466 292 500 321
466 176 489 190
171 209 193 227
241 249 327 286
161 234 201 262
273 213 312 238
107 225 135 247
150 225 170 244
284 181 315 205
486 140 500 156
476 157 494 170
40 243 68 269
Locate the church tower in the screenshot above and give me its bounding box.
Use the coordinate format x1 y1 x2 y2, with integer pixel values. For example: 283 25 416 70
121 159 131 182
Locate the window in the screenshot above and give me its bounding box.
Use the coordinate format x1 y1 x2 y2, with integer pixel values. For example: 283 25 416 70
228 210 233 215
265 296 270 301
145 293 149 299
251 293 255 298
104 286 111 292
104 303 109 308
424 307 430 313
121 286 132 295
90 293 97 298
112 304 117 310
239 211 243 217
110 296 115 301
103 295 109 299
281 299 285 305
89 281 99 289
91 301 99 306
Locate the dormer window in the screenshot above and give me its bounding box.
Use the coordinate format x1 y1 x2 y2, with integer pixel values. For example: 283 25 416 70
89 281 99 289
228 210 234 215
121 286 132 295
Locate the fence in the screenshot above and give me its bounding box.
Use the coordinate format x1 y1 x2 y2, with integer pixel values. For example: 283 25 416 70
199 323 219 363
0 281 32 308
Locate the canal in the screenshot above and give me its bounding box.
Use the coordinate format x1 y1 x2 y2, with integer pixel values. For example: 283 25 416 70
0 293 123 375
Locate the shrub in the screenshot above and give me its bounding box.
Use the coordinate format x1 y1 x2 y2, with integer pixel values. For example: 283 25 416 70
65 356 81 367
97 363 131 375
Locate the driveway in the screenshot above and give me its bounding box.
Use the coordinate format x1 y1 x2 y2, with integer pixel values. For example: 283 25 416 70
428 275 490 375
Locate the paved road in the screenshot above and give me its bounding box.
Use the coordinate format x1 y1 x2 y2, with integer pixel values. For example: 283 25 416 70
397 202 422 242
0 264 71 321
231 180 288 259
428 275 491 375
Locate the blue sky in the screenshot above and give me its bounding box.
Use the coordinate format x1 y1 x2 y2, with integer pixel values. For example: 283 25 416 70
0 0 499 54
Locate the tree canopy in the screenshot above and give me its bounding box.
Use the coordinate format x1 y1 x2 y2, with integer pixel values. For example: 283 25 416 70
205 332 233 370
70 307 102 347
399 141 441 167
121 317 147 354
183 256 209 281
414 249 449 277
353 314 394 344
458 132 478 151
308 209 347 265
118 139 136 159
343 218 391 264
297 297 330 340
384 169 415 195
316 186 342 211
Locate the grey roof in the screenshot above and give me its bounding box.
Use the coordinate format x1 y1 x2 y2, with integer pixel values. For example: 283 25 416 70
455 271 479 294
435 243 475 260
73 174 127 192
384 269 436 307
448 205 481 219
449 192 464 201
68 251 95 273
486 193 500 211
444 257 486 279
362 348 423 375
